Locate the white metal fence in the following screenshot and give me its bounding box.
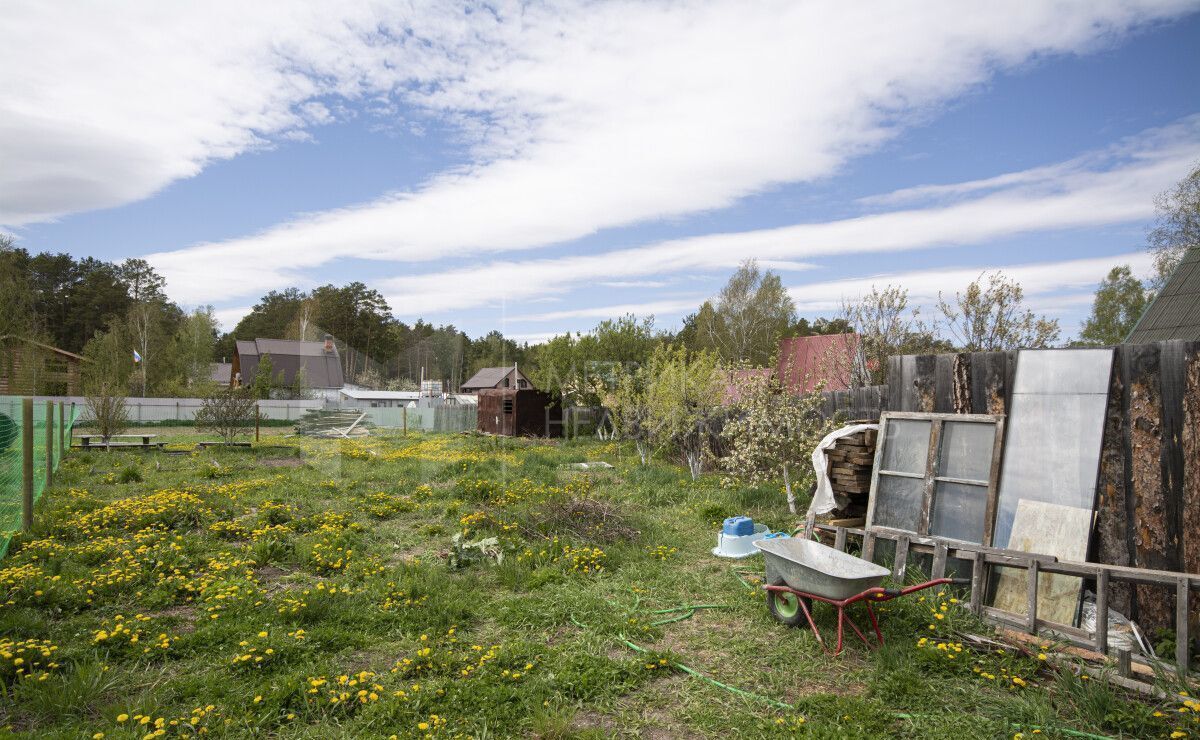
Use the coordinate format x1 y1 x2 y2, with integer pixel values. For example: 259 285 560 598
25 396 478 432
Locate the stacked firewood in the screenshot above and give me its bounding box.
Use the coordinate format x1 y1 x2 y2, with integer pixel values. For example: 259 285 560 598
822 428 877 520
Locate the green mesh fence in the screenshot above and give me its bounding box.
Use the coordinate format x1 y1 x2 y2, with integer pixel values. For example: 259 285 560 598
0 398 79 558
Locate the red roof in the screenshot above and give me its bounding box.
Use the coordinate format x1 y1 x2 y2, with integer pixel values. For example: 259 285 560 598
775 334 858 394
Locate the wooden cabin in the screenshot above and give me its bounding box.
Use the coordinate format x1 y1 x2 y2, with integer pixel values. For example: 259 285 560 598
0 335 85 395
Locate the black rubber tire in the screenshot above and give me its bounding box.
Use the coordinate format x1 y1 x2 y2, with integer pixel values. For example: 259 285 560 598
767 589 812 627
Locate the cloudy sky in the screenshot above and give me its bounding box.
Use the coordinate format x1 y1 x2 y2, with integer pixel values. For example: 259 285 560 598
3 1 1199 343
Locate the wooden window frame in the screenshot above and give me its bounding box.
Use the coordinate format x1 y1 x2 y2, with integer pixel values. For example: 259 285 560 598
865 411 1005 546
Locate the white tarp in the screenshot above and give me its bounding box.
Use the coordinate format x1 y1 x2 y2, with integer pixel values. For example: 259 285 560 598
807 423 879 518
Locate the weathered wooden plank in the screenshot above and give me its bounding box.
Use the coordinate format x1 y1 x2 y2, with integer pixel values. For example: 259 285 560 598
932 541 948 580
834 526 847 553
1096 568 1110 656
1181 344 1200 642
934 353 956 413
888 355 912 412
1176 577 1190 679
1095 345 1133 616
894 535 910 581
913 355 937 412
1125 342 1173 633
952 353 972 414
862 530 876 563
970 553 984 615
1027 559 1039 634
1159 340 1186 576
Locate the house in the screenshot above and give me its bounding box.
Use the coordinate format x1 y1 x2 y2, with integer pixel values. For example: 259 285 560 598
338 388 420 408
477 388 561 437
776 333 861 394
0 335 86 395
460 366 533 393
1126 247 1200 342
232 335 345 399
209 362 232 385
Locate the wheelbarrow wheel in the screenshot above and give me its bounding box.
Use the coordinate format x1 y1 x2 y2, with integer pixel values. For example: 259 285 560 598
767 589 811 627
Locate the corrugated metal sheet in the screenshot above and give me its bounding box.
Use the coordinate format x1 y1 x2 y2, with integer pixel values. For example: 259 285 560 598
776 334 858 394
1127 247 1200 342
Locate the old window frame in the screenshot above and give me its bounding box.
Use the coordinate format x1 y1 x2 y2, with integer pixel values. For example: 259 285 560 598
865 411 1005 546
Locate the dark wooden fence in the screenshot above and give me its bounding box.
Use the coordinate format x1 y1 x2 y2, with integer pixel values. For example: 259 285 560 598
819 341 1200 635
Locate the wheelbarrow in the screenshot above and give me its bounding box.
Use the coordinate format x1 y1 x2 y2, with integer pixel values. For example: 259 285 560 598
754 537 964 655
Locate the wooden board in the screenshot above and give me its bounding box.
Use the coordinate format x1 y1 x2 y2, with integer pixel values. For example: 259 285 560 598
992 499 1092 626
1095 345 1134 616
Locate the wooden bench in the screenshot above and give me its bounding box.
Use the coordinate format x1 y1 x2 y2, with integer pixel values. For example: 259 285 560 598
74 434 163 451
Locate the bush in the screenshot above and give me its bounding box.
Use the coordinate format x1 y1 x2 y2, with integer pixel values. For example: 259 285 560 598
85 384 129 442
195 388 258 443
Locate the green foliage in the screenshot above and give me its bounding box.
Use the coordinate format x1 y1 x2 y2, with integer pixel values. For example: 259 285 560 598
605 360 654 463
722 374 830 513
528 314 660 405
250 353 274 400
84 382 129 441
1077 265 1150 346
840 284 946 386
194 387 258 443
1147 160 1200 289
684 259 796 366
937 271 1060 352
644 344 724 479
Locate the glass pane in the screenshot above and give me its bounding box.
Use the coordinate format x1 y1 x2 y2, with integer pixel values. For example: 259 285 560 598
1011 348 1112 395
872 474 924 532
938 421 996 481
880 419 930 474
930 481 988 544
993 392 1109 547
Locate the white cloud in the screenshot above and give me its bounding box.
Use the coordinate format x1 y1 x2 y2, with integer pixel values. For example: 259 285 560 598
510 298 706 323
380 117 1199 316
95 0 1196 303
785 251 1155 313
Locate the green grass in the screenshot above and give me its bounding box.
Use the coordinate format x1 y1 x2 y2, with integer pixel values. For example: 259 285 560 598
0 431 1194 738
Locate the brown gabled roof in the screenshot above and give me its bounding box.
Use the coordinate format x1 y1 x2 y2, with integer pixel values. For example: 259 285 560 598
0 335 87 362
461 366 532 391
1126 247 1200 343
235 338 344 389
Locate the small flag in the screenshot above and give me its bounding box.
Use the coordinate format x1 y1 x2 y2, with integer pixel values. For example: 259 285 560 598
133 349 142 363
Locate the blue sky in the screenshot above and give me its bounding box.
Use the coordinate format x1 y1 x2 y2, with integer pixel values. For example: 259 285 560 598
3 1 1199 343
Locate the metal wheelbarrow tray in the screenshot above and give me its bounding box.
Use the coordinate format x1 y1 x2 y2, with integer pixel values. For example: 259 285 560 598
754 537 963 655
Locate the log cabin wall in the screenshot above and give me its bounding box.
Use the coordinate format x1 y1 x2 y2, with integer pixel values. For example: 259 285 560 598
877 341 1200 635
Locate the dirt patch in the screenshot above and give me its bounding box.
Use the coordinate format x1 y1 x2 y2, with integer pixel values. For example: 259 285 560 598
570 710 619 734
258 457 305 468
148 604 198 633
532 498 639 544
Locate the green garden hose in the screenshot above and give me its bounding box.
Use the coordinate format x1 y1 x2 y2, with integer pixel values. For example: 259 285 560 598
569 614 795 711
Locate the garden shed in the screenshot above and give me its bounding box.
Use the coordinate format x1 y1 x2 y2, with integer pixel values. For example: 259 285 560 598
477 388 562 437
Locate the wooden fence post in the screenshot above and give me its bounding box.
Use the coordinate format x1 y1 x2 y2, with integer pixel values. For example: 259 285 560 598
403 407 408 437
21 398 33 531
45 400 54 486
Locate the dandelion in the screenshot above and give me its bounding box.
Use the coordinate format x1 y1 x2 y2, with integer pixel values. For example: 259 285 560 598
117 715 128 723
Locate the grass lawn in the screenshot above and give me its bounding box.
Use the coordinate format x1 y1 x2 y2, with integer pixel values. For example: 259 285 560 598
0 431 1194 738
